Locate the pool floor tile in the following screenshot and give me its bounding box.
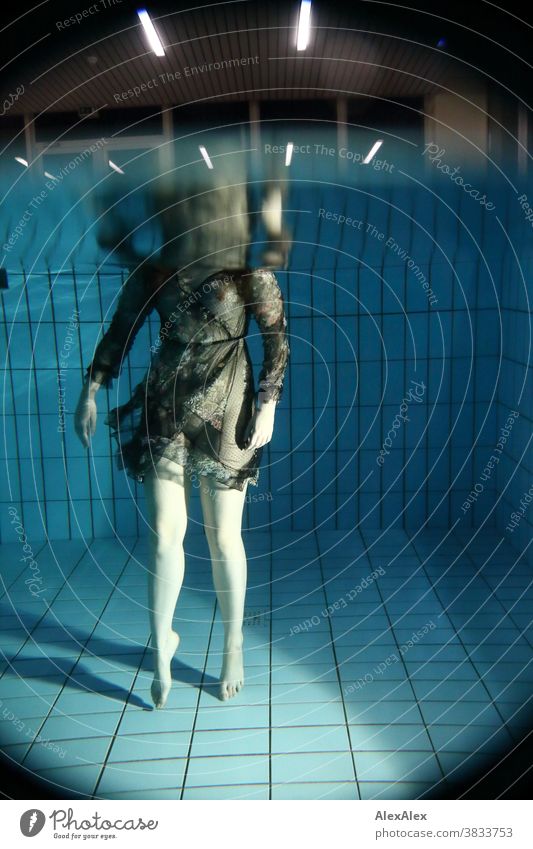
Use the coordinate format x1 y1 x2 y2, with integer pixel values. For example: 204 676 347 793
107 731 192 762
271 724 350 754
418 700 503 726
99 788 182 799
353 750 443 782
271 751 355 783
427 723 513 753
119 707 196 734
97 758 187 793
40 711 121 741
194 705 270 731
271 700 346 726
182 783 269 799
346 700 423 724
185 754 269 786
0 530 530 800
271 781 359 799
359 781 439 800
24 735 113 770
190 728 269 757
38 764 103 796
348 724 433 751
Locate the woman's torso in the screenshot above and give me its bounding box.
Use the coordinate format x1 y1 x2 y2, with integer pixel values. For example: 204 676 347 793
144 268 253 401
153 268 249 343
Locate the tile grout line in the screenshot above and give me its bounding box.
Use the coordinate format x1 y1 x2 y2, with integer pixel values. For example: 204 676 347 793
314 527 360 798
179 541 218 800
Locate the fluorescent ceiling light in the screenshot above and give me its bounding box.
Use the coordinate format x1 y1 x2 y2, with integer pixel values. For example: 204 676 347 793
108 159 125 175
15 156 28 167
285 142 294 167
199 145 214 169
137 8 165 57
363 140 383 164
44 172 57 181
296 1 312 51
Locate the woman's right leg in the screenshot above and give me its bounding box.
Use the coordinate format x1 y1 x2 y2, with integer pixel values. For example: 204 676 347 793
143 458 191 708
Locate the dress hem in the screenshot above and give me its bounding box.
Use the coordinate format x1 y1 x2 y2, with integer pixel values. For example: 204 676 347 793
105 413 260 491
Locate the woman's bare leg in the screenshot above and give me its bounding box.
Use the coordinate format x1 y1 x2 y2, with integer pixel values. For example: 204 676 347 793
143 459 191 708
199 475 249 701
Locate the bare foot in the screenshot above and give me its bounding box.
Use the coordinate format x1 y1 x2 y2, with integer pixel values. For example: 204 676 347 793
151 630 180 709
219 635 244 701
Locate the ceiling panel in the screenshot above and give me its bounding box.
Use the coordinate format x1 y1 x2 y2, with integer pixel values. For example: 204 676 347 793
8 2 467 116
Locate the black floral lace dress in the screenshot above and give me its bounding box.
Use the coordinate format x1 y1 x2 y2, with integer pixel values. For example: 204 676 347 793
84 266 290 490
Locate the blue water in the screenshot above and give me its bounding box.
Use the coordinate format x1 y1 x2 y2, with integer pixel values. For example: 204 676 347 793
0 139 532 802
0 146 531 570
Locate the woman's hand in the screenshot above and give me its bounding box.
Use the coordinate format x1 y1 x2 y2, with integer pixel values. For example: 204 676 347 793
243 402 276 451
74 384 98 448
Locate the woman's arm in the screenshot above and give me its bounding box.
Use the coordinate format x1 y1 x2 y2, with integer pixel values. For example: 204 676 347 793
240 268 290 449
84 264 155 389
75 266 155 446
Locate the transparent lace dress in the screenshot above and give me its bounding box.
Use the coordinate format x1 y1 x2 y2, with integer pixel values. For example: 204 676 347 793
84 265 290 491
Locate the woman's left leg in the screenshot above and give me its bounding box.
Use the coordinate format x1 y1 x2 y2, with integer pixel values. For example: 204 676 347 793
144 460 192 709
199 474 249 700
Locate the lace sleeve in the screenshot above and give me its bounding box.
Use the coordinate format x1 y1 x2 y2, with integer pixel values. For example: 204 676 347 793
241 268 290 405
84 266 155 388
